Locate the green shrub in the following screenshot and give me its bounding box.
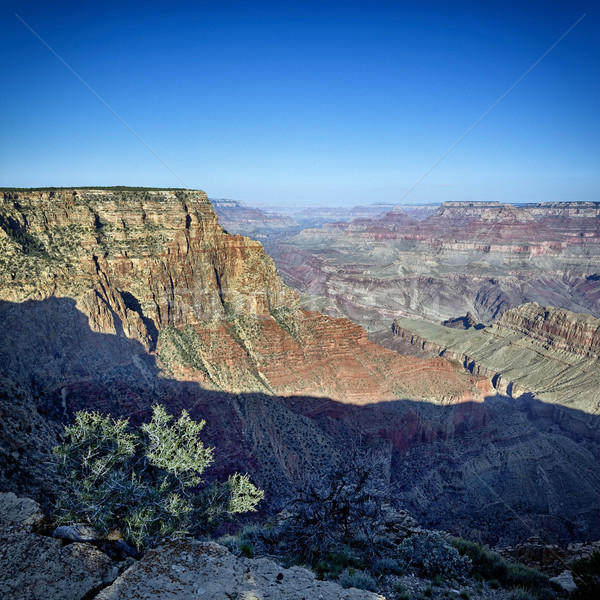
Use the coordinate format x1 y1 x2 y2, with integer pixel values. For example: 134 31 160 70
53 404 263 549
372 556 404 576
339 569 377 592
451 537 508 581
505 562 552 591
571 550 600 600
397 531 472 581
508 587 537 600
395 582 411 600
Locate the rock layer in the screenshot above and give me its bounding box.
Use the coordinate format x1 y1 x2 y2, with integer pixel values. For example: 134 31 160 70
268 200 600 330
390 303 600 416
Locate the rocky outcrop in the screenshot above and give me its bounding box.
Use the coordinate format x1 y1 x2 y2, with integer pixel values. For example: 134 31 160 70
390 304 600 416
0 492 384 600
498 538 600 576
443 312 481 330
0 492 122 600
496 302 600 359
96 539 384 600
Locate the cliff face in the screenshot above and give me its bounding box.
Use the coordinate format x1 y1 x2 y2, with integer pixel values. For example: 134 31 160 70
0 189 297 348
0 189 483 404
496 303 600 359
389 303 600 417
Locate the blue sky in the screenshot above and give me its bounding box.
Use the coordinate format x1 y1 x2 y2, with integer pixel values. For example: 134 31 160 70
1 0 598 205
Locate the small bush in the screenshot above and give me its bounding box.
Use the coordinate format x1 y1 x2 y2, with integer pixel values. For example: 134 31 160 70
571 550 600 600
372 556 404 576
216 534 238 553
505 562 552 591
460 590 469 600
508 587 537 600
452 537 508 581
279 446 391 566
53 405 263 549
398 531 472 581
339 569 377 592
394 582 412 599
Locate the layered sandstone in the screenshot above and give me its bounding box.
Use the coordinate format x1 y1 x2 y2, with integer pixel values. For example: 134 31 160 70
268 200 600 330
0 188 483 404
390 303 600 416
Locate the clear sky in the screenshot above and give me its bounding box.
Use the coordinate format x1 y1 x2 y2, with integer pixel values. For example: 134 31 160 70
1 0 598 206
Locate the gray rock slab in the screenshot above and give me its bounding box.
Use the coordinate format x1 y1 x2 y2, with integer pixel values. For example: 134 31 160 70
97 539 384 600
0 530 121 600
549 570 577 593
0 491 44 532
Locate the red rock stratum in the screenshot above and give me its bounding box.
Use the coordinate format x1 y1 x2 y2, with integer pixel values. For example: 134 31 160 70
0 188 484 405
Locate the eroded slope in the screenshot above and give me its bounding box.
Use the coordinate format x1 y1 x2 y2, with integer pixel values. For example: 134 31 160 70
269 201 600 330
389 303 600 416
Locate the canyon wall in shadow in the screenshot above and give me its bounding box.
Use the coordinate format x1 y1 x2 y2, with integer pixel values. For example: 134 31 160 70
1 295 600 547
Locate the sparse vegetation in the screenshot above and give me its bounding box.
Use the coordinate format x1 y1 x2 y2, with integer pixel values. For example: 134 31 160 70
571 550 600 600
508 587 537 600
53 404 263 549
339 568 377 592
397 531 471 581
451 537 562 599
0 215 48 257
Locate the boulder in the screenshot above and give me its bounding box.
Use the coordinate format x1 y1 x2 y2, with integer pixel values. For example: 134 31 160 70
0 531 120 600
96 539 384 600
0 491 44 532
53 523 103 542
549 570 577 593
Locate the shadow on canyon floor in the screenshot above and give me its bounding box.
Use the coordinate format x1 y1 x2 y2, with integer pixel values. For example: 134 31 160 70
1 296 599 547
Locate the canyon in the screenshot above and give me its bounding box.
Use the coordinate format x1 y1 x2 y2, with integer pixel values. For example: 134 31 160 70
1 189 599 549
380 303 600 416
264 201 600 331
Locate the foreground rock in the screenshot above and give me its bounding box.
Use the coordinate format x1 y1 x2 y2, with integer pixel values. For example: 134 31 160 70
0 492 122 600
0 491 43 532
96 539 384 600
